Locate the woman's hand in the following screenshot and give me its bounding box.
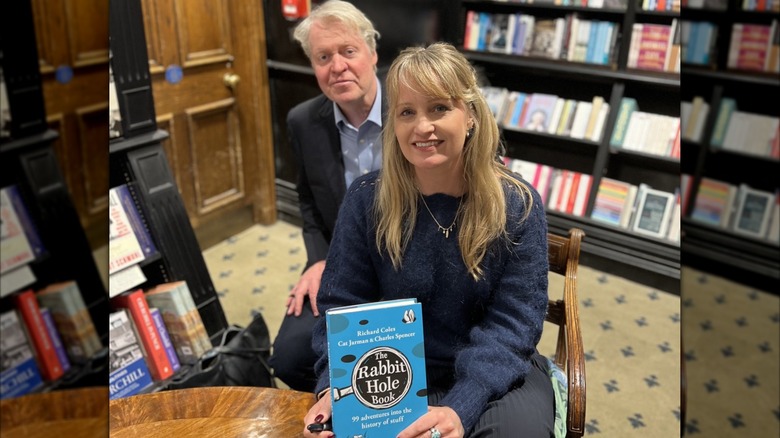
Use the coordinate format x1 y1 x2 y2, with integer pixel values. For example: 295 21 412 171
397 406 465 438
287 260 326 316
303 391 334 438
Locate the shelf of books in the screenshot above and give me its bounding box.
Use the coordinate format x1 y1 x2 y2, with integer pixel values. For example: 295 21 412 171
680 0 779 292
467 0 682 292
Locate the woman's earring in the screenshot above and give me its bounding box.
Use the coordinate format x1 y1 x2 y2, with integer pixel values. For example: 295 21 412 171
466 127 474 138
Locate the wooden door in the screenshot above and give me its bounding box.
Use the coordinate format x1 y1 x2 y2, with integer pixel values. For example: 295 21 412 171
30 0 110 249
140 0 276 248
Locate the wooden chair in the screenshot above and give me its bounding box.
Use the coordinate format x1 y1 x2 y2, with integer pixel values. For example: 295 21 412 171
546 228 586 438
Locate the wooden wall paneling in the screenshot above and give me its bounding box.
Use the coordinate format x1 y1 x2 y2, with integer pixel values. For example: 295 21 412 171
64 0 110 67
184 98 244 216
140 0 166 74
75 102 109 215
31 0 109 249
30 0 66 74
230 0 276 224
173 0 233 67
141 0 276 245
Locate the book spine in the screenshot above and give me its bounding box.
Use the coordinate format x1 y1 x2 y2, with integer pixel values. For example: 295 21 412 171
5 185 46 259
13 290 64 381
610 98 638 146
176 284 213 354
150 308 181 373
62 284 104 357
113 290 174 381
39 308 71 374
117 184 158 257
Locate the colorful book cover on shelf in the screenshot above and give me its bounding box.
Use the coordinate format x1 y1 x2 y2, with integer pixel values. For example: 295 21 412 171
1 186 37 275
114 184 158 258
520 93 559 133
463 10 480 51
610 97 638 147
175 282 214 354
113 289 174 381
2 185 45 260
144 281 209 364
326 298 428 437
37 281 103 363
39 308 71 374
109 309 154 400
729 23 772 71
690 177 736 227
108 186 146 274
529 19 559 59
0 309 44 400
13 290 65 381
488 13 514 54
710 97 737 148
591 178 634 227
150 307 181 373
635 23 672 71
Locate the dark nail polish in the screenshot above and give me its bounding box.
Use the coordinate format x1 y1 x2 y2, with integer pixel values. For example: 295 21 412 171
314 414 324 423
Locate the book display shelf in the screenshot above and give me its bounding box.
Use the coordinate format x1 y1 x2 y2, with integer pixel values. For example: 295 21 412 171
263 0 686 293
680 0 779 293
107 0 229 396
458 0 682 293
1 1 108 398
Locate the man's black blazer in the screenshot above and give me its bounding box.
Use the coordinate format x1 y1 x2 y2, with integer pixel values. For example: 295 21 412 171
287 94 346 268
287 83 387 269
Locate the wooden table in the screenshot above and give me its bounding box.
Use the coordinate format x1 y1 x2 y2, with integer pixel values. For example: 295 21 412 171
109 386 315 437
0 386 109 438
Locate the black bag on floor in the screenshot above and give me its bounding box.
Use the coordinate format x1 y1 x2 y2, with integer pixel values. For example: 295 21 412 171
164 313 276 389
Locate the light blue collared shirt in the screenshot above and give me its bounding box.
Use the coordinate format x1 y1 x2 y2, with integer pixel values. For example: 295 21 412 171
334 78 383 188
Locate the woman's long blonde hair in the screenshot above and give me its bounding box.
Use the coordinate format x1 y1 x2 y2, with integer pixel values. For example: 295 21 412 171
375 42 534 280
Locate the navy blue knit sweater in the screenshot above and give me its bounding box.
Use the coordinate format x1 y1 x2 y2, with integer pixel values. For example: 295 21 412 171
312 170 549 433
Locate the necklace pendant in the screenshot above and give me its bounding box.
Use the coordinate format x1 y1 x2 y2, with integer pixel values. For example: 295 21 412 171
444 228 449 238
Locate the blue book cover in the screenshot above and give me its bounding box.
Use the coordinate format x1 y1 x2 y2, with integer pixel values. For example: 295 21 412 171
326 298 428 438
109 309 154 400
115 184 158 258
39 307 71 374
3 184 46 260
149 307 181 373
0 310 44 400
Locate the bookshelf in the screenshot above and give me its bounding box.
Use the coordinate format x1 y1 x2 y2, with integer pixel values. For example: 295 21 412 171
109 0 228 347
262 0 684 293
1 0 108 394
457 0 682 293
680 0 779 293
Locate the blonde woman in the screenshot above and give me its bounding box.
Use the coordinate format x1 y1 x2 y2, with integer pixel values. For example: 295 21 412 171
304 43 553 438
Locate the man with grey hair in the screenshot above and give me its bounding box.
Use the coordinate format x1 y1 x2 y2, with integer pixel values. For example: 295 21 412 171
269 0 384 392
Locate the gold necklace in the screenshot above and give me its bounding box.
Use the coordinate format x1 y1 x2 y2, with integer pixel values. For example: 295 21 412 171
419 194 462 238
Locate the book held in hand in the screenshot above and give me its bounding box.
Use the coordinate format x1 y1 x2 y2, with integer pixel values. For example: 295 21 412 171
326 298 428 437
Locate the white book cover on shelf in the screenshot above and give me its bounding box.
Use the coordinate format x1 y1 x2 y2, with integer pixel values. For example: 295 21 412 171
568 101 593 139
731 185 775 239
0 265 36 299
108 187 146 274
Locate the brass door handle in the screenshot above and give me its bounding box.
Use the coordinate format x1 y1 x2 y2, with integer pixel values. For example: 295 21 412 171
223 73 240 90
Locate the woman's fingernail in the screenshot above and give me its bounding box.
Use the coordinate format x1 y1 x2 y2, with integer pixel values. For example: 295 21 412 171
314 414 324 423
